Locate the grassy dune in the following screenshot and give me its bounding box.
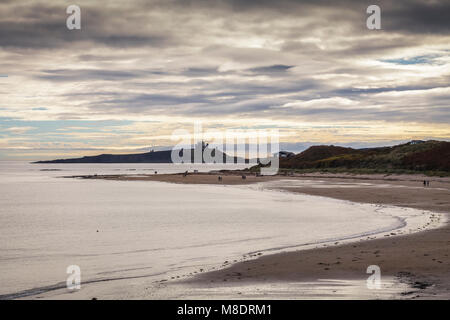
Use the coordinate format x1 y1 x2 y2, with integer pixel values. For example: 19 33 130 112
277 140 450 176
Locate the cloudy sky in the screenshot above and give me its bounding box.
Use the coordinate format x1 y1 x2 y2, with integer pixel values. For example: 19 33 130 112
0 0 449 160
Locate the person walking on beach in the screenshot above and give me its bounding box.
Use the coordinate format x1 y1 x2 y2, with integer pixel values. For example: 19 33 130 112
423 180 426 187
427 180 430 187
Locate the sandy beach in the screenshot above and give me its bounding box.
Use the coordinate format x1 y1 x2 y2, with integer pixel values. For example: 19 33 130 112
71 172 450 299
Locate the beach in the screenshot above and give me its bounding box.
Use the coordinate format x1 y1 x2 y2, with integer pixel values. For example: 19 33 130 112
1 162 449 299
72 172 450 299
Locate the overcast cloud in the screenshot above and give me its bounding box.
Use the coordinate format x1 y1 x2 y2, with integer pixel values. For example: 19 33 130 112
0 0 449 159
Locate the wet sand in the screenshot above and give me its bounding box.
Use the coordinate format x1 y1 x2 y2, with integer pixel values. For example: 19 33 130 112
71 172 450 299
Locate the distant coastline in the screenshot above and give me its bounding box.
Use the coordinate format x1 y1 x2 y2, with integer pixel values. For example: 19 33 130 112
37 140 450 177
34 146 246 164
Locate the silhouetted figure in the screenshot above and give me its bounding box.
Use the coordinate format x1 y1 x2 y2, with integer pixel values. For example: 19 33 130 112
218 176 222 182
427 180 430 187
242 175 246 180
154 171 157 174
423 180 426 187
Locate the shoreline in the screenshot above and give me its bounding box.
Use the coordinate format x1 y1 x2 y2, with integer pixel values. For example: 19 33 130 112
67 172 450 299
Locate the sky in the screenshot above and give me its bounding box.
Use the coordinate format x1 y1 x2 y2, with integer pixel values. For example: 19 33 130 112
0 0 449 160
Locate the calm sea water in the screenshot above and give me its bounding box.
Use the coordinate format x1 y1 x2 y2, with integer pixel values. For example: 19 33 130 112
0 161 435 299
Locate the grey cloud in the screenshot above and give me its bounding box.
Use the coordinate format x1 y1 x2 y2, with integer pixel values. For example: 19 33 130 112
247 64 293 74
383 0 450 34
1 0 448 52
1 0 449 131
157 0 449 34
182 67 221 76
0 2 172 49
35 69 145 81
332 84 450 96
